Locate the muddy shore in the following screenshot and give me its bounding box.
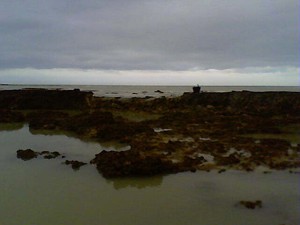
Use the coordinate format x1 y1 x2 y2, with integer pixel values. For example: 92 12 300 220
1 89 299 178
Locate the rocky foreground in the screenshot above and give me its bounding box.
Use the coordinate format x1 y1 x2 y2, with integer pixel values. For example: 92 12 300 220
1 88 299 178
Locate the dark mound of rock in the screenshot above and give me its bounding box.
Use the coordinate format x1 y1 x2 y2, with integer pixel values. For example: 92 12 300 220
91 150 178 178
179 91 300 115
239 200 262 209
17 149 38 160
0 110 25 123
0 89 93 110
27 111 70 130
17 149 64 160
64 160 87 170
41 151 62 159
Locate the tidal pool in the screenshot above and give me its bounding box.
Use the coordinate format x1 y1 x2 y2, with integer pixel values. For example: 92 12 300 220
0 125 299 225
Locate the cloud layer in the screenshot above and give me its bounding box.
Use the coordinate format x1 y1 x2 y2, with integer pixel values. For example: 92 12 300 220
1 67 298 86
0 0 298 71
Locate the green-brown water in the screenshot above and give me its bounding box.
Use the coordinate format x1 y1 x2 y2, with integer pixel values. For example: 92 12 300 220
0 125 299 225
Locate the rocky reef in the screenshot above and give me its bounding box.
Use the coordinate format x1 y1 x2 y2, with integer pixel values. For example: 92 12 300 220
238 200 263 209
17 149 64 160
64 160 87 170
1 88 299 178
0 88 93 110
90 150 178 178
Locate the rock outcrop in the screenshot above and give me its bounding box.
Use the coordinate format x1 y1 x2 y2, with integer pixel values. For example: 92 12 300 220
4 89 299 177
16 149 63 160
0 89 93 110
90 150 178 178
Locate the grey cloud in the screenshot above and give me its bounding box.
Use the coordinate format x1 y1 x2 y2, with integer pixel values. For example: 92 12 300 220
0 0 298 70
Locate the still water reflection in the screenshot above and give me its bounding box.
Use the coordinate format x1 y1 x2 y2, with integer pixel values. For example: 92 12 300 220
0 125 299 225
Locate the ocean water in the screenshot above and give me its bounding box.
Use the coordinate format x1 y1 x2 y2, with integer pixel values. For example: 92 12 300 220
0 84 299 98
0 125 299 225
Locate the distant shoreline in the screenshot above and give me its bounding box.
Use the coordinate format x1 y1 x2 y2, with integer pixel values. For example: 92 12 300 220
1 84 299 99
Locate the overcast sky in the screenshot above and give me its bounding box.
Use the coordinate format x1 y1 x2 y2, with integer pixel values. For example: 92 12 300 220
0 0 298 85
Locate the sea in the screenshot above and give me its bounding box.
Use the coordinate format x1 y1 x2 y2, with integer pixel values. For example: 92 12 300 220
0 84 299 98
0 85 299 225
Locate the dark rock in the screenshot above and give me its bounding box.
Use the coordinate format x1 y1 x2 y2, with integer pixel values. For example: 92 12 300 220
0 89 93 110
16 149 38 160
0 110 25 123
27 111 69 130
91 150 178 178
215 153 240 166
65 160 87 170
218 169 226 173
17 149 63 160
239 200 262 209
42 151 61 159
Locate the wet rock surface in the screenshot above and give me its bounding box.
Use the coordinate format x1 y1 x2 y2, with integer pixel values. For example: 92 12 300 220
91 150 178 178
16 149 87 171
3 89 299 177
0 110 25 123
16 149 64 160
64 160 87 170
238 200 263 209
17 149 38 160
0 89 93 110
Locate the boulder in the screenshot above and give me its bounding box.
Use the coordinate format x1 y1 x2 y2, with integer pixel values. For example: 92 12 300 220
91 150 178 178
239 200 262 209
64 160 87 170
16 149 38 160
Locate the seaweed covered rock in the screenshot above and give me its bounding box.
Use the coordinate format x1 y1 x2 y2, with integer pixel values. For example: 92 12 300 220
17 149 64 160
0 89 93 110
91 150 178 178
64 160 87 170
179 91 300 115
5 90 300 175
96 122 153 142
0 110 25 123
17 149 38 160
239 200 262 209
28 111 70 130
62 111 115 135
41 151 62 159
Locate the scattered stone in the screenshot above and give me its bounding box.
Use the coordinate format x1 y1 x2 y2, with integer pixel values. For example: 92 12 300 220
42 151 61 159
16 149 64 160
239 200 262 209
65 160 87 170
16 149 38 160
91 150 178 178
289 170 300 174
215 153 240 166
218 169 226 173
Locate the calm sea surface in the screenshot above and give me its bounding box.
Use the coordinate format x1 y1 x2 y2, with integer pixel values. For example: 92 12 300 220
1 85 299 98
0 125 299 225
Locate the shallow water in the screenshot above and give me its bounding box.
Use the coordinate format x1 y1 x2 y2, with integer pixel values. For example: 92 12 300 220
0 125 299 225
